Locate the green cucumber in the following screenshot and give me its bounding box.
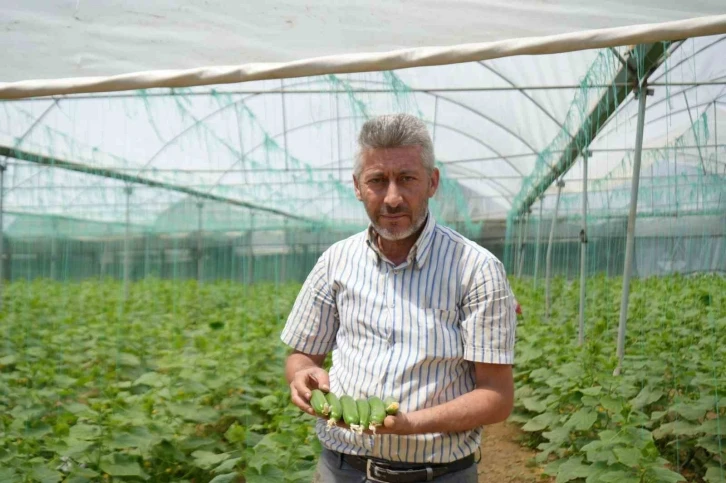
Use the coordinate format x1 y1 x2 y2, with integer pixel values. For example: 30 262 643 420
368 396 386 426
310 389 330 416
357 399 371 429
340 395 360 426
325 392 343 423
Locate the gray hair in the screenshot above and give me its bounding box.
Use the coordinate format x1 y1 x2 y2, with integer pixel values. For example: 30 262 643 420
353 114 435 178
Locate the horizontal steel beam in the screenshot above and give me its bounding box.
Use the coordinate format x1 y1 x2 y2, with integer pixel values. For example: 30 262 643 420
0 145 319 225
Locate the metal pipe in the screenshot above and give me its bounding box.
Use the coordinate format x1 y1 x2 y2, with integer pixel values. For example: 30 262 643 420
0 145 317 225
682 92 707 174
281 79 289 171
578 151 590 346
51 219 58 280
545 179 564 319
514 42 670 217
615 85 652 376
144 234 150 279
0 163 5 310
197 201 204 284
716 102 721 175
19 81 726 101
533 196 543 289
123 186 132 301
517 211 530 278
513 216 523 276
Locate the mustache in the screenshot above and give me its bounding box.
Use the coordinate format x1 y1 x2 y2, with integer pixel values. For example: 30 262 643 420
379 205 410 215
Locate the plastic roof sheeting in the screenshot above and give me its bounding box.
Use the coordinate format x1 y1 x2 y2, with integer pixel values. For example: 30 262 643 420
2 1 726 84
1 5 725 236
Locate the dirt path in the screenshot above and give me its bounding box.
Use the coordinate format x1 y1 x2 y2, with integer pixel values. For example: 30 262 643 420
476 422 552 483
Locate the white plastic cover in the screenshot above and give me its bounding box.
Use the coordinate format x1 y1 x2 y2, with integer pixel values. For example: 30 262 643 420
0 3 724 230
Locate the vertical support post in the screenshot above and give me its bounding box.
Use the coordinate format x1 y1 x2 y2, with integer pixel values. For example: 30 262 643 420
545 179 565 319
247 214 255 284
533 196 544 289
513 216 523 276
615 85 652 376
517 210 530 278
0 162 6 311
578 150 591 346
123 185 132 301
336 93 343 182
51 219 59 280
144 234 150 279
281 79 289 171
715 101 720 174
197 201 204 284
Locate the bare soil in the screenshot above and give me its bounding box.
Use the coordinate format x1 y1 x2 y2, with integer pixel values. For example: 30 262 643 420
476 422 553 483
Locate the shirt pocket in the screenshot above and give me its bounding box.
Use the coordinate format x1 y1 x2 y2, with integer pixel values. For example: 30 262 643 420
419 308 464 360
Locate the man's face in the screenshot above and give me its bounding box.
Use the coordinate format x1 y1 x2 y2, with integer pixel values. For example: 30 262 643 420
353 146 439 241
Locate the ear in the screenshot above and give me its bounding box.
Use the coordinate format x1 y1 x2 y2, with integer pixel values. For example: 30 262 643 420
353 174 363 201
428 168 440 197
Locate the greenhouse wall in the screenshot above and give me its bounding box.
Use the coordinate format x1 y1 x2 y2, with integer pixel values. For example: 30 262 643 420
2 213 724 284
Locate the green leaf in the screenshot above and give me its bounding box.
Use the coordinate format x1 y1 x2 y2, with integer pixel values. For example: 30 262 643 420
565 408 598 431
0 355 17 366
630 386 663 409
600 396 624 414
579 386 603 396
167 402 220 423
30 466 62 483
522 412 558 432
23 422 53 439
61 440 96 457
63 403 94 415
191 450 231 470
555 456 590 483
224 423 247 443
584 462 611 483
209 474 238 483
69 424 102 441
522 397 547 413
213 457 242 473
704 466 726 482
699 418 726 436
543 426 571 444
98 461 150 480
697 435 726 455
646 466 685 483
106 426 157 452
669 401 708 421
599 470 639 483
585 449 613 464
653 420 699 439
117 352 141 367
132 372 169 388
245 465 286 483
613 447 642 467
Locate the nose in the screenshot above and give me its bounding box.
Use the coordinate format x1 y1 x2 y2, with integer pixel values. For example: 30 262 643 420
384 181 403 207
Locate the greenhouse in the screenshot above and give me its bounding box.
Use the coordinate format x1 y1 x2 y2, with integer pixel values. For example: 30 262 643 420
0 2 725 482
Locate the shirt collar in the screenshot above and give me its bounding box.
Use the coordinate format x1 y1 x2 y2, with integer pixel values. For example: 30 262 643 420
365 212 437 269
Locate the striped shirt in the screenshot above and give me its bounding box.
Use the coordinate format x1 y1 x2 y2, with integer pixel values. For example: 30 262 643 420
280 213 516 464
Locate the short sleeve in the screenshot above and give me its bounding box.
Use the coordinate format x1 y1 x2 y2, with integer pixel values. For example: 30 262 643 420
459 257 516 364
280 252 339 355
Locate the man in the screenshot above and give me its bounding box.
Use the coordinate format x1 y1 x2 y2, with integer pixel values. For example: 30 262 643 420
281 113 517 482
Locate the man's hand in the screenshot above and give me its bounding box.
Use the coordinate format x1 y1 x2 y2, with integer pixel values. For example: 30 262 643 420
290 366 330 416
320 411 415 435
286 350 330 416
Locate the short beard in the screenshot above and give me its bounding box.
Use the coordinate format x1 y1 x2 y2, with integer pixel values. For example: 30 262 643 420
373 207 428 241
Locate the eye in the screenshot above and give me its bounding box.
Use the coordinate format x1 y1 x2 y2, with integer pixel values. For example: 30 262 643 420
368 178 384 184
401 176 415 182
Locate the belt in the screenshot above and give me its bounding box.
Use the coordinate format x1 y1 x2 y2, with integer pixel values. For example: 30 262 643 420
335 451 475 482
